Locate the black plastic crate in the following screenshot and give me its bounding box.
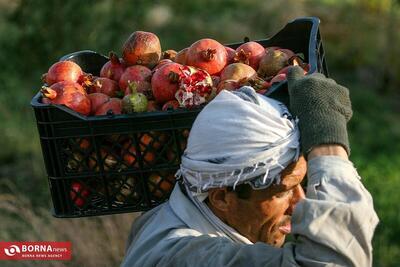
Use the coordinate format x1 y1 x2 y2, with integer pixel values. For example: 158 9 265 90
31 16 328 218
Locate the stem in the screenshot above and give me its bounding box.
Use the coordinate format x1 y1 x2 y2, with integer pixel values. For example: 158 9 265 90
127 81 138 94
40 86 57 99
109 51 121 65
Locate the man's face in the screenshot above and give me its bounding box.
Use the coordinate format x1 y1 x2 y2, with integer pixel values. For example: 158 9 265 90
208 156 307 247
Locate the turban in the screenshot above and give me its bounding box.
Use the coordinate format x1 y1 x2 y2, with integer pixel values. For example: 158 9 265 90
177 86 300 193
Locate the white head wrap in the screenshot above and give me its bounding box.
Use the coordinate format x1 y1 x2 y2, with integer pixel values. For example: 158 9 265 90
177 86 300 193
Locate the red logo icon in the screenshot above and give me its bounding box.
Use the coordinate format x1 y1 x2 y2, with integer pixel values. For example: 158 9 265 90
0 242 71 260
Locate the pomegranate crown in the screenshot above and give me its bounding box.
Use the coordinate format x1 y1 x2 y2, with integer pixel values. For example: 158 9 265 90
201 48 217 61
109 51 121 65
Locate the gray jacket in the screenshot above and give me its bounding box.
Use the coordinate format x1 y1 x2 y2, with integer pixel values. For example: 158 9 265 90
121 156 379 267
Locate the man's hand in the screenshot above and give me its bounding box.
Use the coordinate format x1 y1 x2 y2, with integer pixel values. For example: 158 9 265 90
287 66 353 158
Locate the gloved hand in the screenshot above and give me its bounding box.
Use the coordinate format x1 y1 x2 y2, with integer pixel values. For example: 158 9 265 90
287 66 353 155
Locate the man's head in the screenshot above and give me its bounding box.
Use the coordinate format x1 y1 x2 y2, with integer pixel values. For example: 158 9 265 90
206 156 306 247
179 87 304 246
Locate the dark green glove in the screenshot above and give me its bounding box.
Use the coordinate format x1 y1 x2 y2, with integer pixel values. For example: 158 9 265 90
287 66 353 155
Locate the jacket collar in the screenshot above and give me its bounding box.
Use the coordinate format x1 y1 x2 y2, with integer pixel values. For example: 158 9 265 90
168 184 220 236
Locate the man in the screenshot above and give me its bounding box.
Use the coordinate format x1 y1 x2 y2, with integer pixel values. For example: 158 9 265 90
121 66 379 267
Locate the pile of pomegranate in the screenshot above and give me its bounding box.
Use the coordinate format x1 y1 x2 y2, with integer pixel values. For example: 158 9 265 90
40 31 310 210
41 31 309 116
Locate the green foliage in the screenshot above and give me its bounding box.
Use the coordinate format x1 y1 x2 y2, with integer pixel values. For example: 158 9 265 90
0 1 399 266
348 86 400 267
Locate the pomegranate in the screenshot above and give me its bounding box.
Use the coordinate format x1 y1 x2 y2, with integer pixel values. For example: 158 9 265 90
175 66 214 108
122 139 155 167
220 63 257 82
121 140 139 167
186 39 227 75
234 41 265 70
95 98 122 115
49 80 86 95
162 50 177 61
151 62 182 104
119 65 152 98
122 31 162 68
216 80 241 94
269 47 296 58
100 52 125 82
147 173 175 199
147 100 160 111
174 48 188 65
79 138 91 151
41 81 91 116
88 148 118 171
258 47 295 78
225 46 237 64
153 59 174 72
88 93 110 115
112 176 140 203
162 100 180 111
91 77 122 97
43 61 83 85
140 132 166 150
70 181 90 208
122 86 148 113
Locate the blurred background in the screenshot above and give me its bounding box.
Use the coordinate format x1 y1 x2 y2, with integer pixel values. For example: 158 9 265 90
0 0 399 266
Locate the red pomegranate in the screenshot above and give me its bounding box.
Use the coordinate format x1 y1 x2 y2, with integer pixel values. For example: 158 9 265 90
225 46 237 64
43 61 83 85
41 81 91 116
147 100 160 112
100 52 125 82
91 77 121 97
70 181 90 208
95 98 122 115
175 66 214 108
186 39 227 75
162 100 180 111
174 48 188 65
119 65 152 97
121 139 155 167
151 62 182 104
153 59 174 72
49 80 86 95
88 93 110 115
122 31 162 68
220 63 257 82
234 41 265 70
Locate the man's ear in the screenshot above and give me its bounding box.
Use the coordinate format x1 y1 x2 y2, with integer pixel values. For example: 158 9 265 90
207 188 232 212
